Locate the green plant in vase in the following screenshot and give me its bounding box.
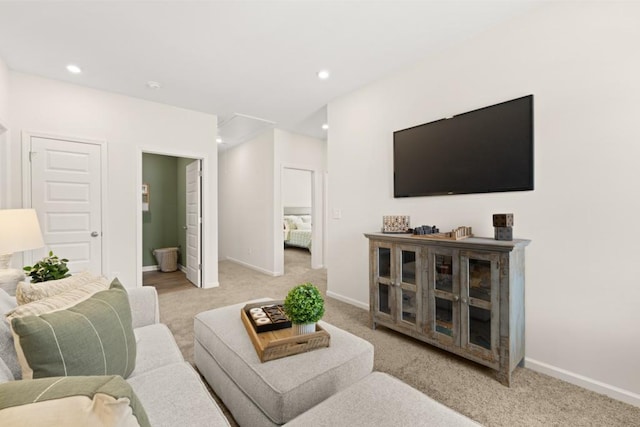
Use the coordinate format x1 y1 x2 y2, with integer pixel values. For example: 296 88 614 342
23 251 71 283
283 282 325 335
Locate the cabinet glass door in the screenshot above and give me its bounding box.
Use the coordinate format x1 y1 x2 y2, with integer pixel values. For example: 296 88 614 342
427 249 458 345
373 243 394 318
398 246 421 327
461 252 499 361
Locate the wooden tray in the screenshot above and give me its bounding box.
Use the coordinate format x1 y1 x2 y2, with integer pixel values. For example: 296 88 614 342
240 308 330 362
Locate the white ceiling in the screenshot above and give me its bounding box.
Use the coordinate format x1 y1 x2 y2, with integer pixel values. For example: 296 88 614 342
0 1 540 149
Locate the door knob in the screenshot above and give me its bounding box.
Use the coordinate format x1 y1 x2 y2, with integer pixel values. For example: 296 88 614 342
91 231 99 237
183 226 188 230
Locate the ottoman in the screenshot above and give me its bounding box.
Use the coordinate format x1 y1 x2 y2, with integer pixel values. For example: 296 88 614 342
194 299 374 426
284 372 482 426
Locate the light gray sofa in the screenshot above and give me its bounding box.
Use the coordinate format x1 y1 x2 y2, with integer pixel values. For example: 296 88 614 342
0 286 230 427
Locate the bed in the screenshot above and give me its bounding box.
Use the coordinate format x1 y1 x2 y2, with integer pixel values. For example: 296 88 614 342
283 207 312 252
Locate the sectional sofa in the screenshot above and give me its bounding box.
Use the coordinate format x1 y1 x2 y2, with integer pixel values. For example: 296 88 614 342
0 276 479 426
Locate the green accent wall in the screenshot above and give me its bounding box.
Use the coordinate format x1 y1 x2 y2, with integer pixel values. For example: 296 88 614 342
142 154 174 266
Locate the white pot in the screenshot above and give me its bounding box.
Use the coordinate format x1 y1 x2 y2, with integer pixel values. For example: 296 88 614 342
292 322 316 335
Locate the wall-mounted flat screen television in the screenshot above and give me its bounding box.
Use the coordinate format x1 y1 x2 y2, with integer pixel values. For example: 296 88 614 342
393 95 533 198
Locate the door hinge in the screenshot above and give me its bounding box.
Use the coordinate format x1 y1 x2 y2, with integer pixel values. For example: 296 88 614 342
29 151 37 162
198 170 203 177
198 264 202 270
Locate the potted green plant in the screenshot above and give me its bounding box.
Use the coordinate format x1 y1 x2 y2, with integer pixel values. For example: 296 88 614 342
283 282 325 335
23 251 71 283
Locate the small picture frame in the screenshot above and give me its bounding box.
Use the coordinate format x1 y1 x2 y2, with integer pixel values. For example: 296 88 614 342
382 215 410 233
142 183 150 211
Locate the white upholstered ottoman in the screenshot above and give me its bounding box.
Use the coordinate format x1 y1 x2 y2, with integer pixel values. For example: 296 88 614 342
194 299 374 426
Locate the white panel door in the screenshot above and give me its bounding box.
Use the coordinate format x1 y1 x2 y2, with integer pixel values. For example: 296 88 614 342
185 159 201 286
29 137 102 274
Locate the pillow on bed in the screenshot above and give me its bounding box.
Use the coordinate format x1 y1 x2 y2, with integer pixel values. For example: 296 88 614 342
300 215 312 223
297 223 311 230
284 216 303 229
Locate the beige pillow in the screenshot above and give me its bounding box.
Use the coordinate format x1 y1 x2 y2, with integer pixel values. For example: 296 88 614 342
7 280 108 321
0 375 150 427
16 271 109 305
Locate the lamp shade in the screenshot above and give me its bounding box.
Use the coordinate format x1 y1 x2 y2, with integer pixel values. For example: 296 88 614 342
0 209 45 254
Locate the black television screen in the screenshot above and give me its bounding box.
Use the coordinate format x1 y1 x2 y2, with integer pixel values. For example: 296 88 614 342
393 95 533 198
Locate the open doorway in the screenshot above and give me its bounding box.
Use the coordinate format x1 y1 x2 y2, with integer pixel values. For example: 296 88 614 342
140 152 202 291
281 167 313 274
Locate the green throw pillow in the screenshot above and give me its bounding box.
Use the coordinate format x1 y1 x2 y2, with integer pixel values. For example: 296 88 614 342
11 278 137 380
0 375 150 427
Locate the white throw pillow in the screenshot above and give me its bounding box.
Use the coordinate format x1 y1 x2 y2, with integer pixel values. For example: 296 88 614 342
297 223 312 230
16 271 109 305
300 215 312 223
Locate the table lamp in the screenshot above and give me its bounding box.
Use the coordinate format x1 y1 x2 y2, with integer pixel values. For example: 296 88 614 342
0 209 45 295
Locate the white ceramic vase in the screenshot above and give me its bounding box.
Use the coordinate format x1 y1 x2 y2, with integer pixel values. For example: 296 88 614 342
292 322 316 336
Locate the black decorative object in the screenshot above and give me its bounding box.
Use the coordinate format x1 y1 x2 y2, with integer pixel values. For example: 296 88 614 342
243 301 292 333
493 214 514 241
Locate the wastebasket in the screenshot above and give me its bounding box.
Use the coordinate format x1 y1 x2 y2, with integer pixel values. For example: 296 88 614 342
153 247 179 272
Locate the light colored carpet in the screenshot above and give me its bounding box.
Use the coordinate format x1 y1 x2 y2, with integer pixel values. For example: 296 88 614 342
154 248 640 426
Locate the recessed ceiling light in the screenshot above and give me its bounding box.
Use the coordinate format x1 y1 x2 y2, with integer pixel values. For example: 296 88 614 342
216 136 223 144
317 70 330 80
322 123 329 130
66 64 82 74
146 80 161 89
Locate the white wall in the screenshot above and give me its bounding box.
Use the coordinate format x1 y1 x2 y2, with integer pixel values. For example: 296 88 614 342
218 130 276 274
0 56 8 123
0 55 9 209
282 168 311 208
327 2 640 404
9 72 218 288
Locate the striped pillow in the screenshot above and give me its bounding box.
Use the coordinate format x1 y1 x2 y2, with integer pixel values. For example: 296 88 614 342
9 279 136 380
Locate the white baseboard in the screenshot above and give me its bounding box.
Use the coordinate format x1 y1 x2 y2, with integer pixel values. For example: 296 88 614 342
326 290 369 310
225 257 279 277
143 264 185 273
525 357 640 407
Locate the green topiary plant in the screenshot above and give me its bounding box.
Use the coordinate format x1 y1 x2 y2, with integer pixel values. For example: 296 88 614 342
23 251 71 283
283 282 325 325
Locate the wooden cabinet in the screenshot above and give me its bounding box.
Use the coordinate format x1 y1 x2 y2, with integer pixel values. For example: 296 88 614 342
366 233 530 386
371 241 423 333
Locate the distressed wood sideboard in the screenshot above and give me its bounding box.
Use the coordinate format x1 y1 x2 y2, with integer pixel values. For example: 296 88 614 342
365 232 530 386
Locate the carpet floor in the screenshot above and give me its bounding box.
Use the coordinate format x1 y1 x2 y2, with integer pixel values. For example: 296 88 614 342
149 248 640 426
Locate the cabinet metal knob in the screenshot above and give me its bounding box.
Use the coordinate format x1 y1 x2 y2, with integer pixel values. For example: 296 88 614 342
452 295 460 302
91 231 99 237
461 297 468 304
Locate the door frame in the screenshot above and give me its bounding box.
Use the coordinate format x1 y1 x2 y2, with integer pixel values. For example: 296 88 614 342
21 131 109 272
137 147 207 288
185 158 202 287
275 163 324 275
